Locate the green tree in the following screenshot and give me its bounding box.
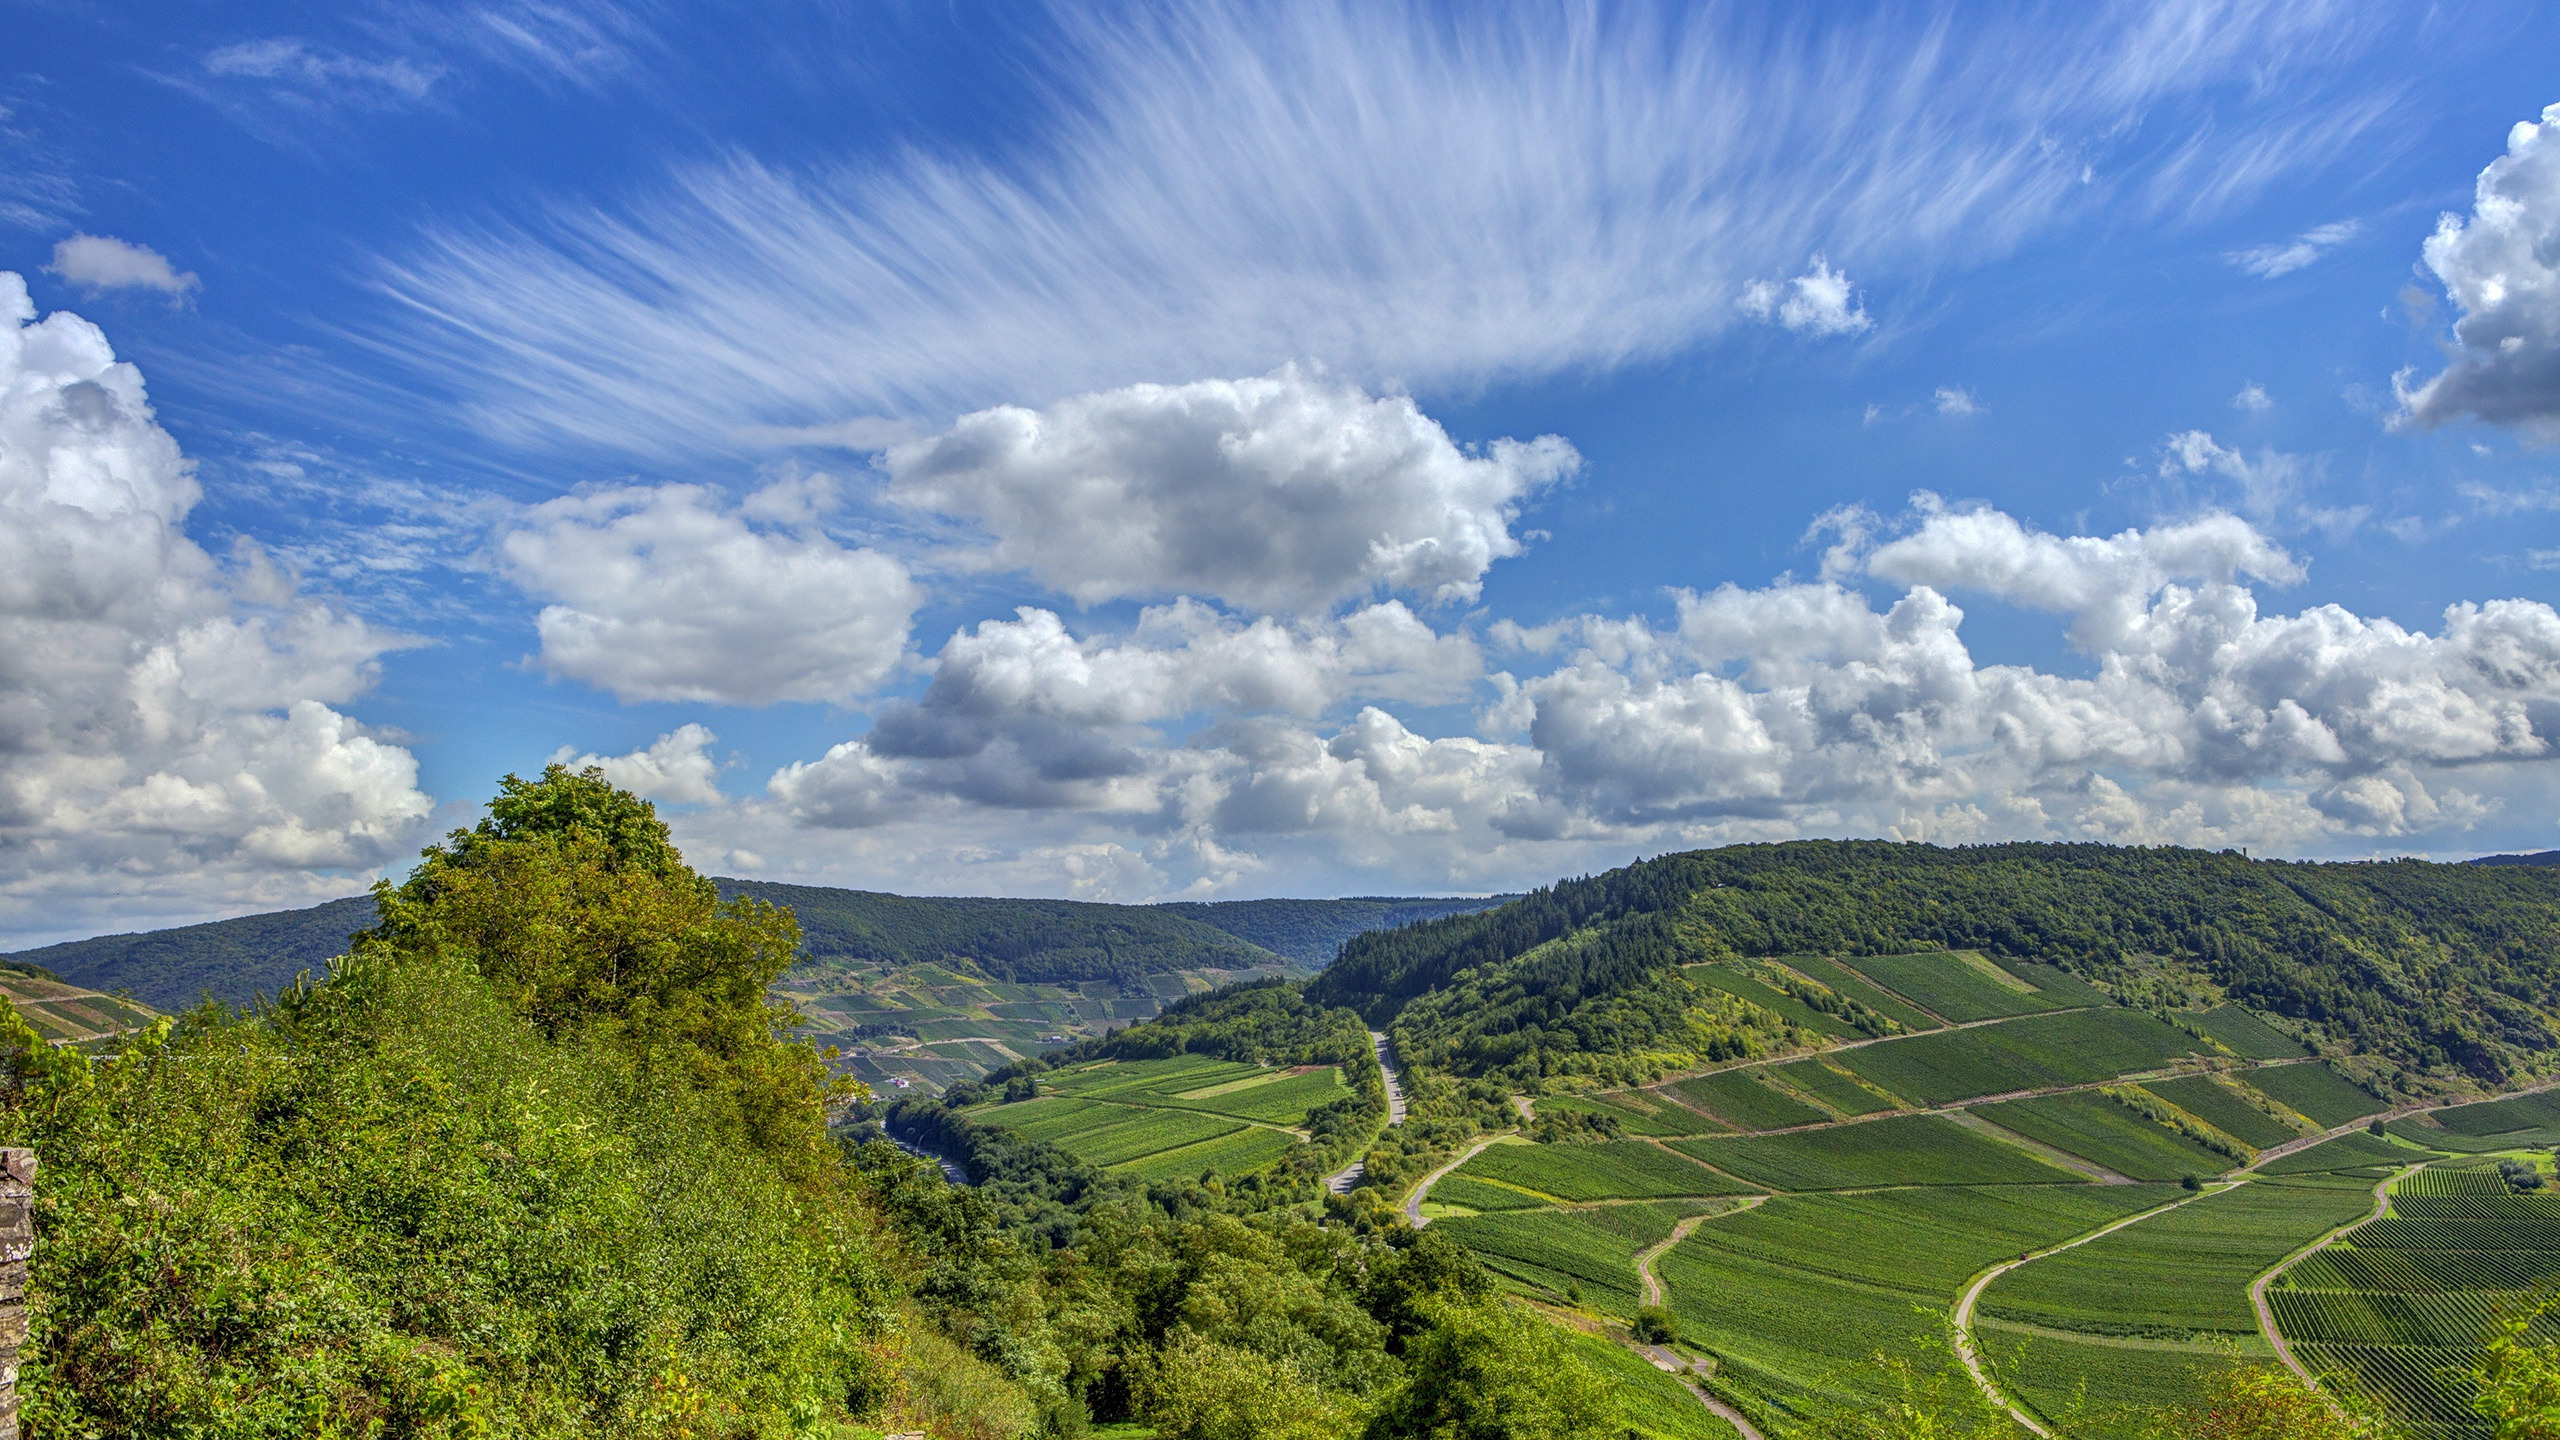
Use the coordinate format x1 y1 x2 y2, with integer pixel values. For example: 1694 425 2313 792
2475 1305 2560 1438
362 764 841 1166
1360 1302 1613 1440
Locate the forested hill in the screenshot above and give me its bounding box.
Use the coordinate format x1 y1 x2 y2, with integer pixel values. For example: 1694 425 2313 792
9 883 1506 1010
1307 840 2560 1086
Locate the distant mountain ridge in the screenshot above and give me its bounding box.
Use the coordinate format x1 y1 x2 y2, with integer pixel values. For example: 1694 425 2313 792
2470 850 2560 866
5 884 1508 1012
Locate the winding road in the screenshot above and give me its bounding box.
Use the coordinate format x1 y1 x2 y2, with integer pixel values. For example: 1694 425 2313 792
2250 1162 2420 1397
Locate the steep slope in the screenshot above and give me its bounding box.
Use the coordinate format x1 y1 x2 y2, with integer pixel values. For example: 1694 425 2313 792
1311 841 2560 1087
5 895 376 1011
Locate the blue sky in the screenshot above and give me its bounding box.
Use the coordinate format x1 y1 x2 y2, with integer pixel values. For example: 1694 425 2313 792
8 0 2560 945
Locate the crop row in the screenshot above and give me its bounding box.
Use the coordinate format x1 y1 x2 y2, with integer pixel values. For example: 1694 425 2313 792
2396 1168 2514 1199
1433 1206 1673 1317
2393 1193 2560 1220
1827 950 2070 1024
1669 1068 1828 1131
2236 1063 2389 1128
2139 1073 2305 1150
1675 1112 2083 1190
1978 1175 2379 1339
1973 1091 2230 1182
2268 1286 2529 1347
1114 1125 1298 1182
1832 1007 2207 1106
2295 1343 2480 1431
2290 1245 2560 1293
1768 1057 1900 1117
1454 1138 1745 1202
2357 1215 2560 1251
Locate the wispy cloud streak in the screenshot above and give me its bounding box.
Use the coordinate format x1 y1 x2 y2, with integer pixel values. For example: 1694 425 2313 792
369 0 2395 456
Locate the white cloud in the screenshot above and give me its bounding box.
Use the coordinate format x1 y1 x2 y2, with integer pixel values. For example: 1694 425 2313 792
2234 382 2272 412
1738 256 1872 338
2155 429 2362 537
884 369 1576 612
48 235 198 298
2400 103 2560 435
551 724 725 807
203 38 442 105
499 479 919 706
1934 386 1982 417
365 2 2400 454
0 274 430 946
715 492 2560 901
2228 218 2359 278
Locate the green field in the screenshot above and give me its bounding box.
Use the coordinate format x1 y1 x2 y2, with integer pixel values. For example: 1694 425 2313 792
1973 1091 2232 1182
1434 1202 1696 1316
967 1053 1351 1179
1767 1057 1901 1117
2140 1073 2307 1150
1829 950 2075 1023
1452 1139 1748 1202
2264 1155 2560 1435
1541 1089 1732 1137
2259 1129 2414 1176
1687 965 1861 1037
2188 1005 2309 1060
1423 1175 1548 1213
1832 1007 2206 1105
1979 1175 2380 1341
2234 1063 2389 1128
1656 1186 2172 1417
1668 1069 1829 1131
1567 1329 1742 1440
1795 957 1942 1030
1677 1113 2083 1191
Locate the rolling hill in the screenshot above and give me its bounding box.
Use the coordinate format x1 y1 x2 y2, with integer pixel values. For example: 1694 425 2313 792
5 882 1505 1015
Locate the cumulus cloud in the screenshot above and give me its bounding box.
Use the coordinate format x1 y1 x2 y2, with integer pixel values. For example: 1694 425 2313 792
48 235 198 298
1738 256 1872 337
884 370 1576 611
499 479 919 706
0 274 429 946
2400 104 2560 435
2228 219 2359 278
2234 382 2273 412
551 724 725 806
717 491 2560 903
1934 386 1982 417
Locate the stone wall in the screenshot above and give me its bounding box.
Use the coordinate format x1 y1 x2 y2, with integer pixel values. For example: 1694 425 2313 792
0 1148 31 1440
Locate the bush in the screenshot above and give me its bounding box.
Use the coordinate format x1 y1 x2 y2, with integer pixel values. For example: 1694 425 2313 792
1631 1306 1678 1345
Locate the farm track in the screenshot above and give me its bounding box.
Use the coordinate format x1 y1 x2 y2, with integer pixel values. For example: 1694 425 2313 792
1405 1135 1508 1227
2249 1162 2419 1401
1948 1184 2231 1437
1520 1299 1767 1440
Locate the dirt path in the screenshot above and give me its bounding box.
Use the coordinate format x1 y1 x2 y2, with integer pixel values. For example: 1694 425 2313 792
1635 1207 1751 1306
1949 1185 2232 1437
1520 1298 1767 1440
2250 1162 2419 1397
1405 1135 1505 1227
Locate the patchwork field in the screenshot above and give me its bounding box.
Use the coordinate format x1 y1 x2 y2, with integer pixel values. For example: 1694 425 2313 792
1676 1112 2083 1191
967 1053 1351 1179
1833 1007 2210 1104
2267 1098 2560 1437
0 967 158 1045
1766 1057 1900 1117
2140 1072 2308 1150
1979 1173 2385 1435
1826 949 2080 1023
1451 1138 1748 1202
1657 1186 2173 1418
2233 1062 2391 1128
1435 1200 1705 1316
783 955 1308 1094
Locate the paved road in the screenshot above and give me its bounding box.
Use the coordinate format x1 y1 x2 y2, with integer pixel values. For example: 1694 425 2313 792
1324 1031 1410 1193
1403 1136 1502 1225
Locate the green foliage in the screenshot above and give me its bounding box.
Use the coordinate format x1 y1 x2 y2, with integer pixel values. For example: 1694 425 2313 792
10 951 895 1439
1314 840 2560 1085
367 765 839 1171
2473 1301 2560 1437
1454 1140 1745 1203
1357 1301 1615 1440
1680 1114 2084 1191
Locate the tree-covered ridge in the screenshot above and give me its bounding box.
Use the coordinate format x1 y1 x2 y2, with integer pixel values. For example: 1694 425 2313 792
4 894 378 1011
1154 896 1511 966
1315 841 2560 1087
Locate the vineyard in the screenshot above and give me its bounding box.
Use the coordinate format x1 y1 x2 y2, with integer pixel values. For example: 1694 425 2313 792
1450 1137 1749 1202
1825 949 2081 1022
1831 1007 2212 1105
1767 1056 1901 1116
1676 1112 2082 1190
966 1052 1353 1178
1972 1091 2232 1181
1669 1068 1829 1130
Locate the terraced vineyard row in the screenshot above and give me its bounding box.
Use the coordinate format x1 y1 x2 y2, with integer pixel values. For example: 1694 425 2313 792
2263 1094 2560 1437
966 1052 1354 1179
